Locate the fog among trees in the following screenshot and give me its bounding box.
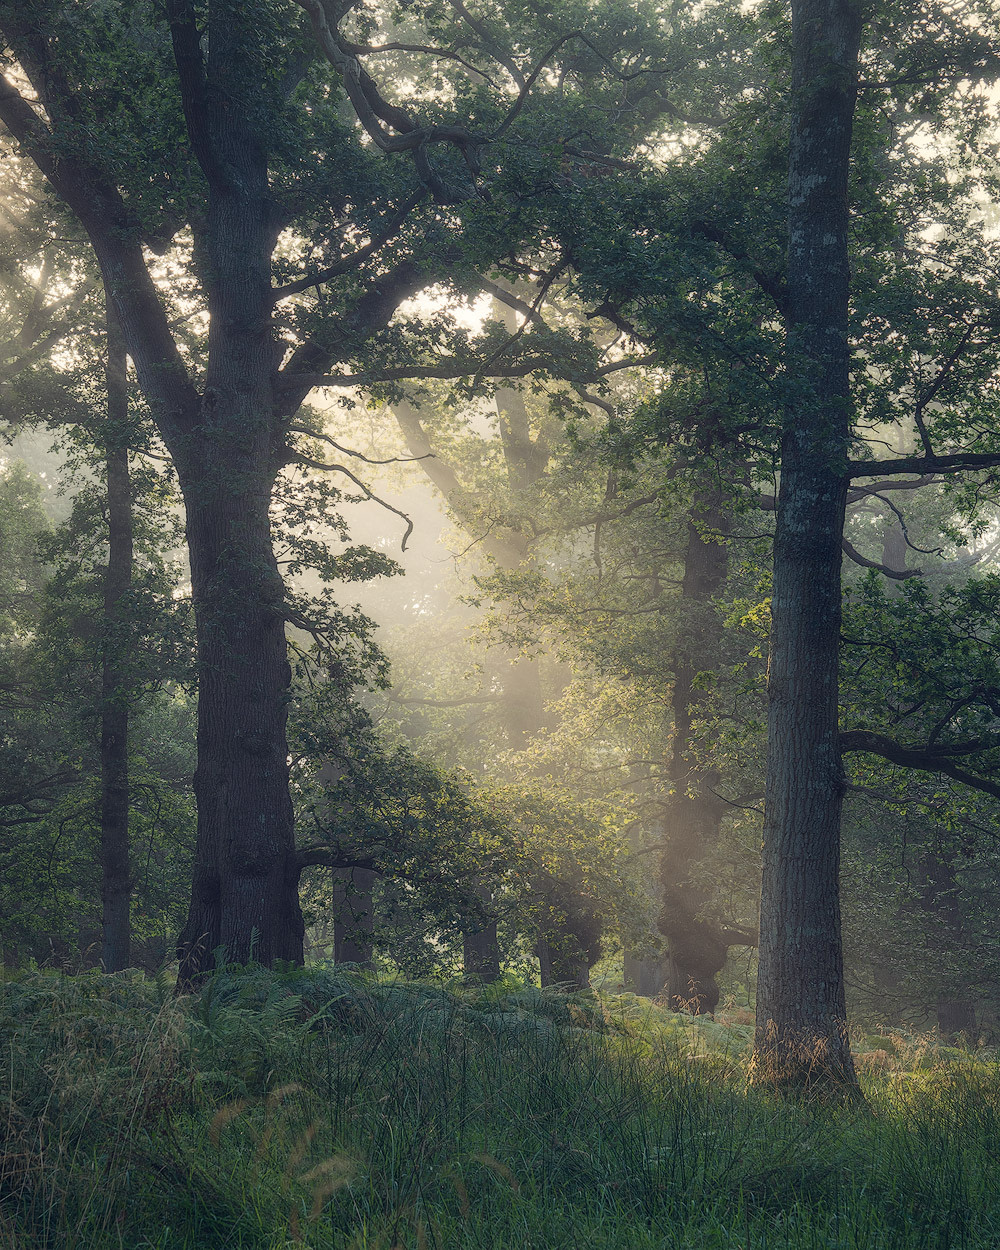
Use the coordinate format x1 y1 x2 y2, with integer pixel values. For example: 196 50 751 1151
4 1 1000 1244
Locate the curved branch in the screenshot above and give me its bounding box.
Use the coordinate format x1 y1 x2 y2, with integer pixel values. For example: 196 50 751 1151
288 424 430 465
289 452 414 549
841 536 921 579
840 729 1000 800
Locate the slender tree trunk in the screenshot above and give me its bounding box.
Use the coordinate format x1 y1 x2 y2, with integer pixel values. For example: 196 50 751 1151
99 299 133 973
334 867 375 966
659 493 733 1014
751 0 863 1093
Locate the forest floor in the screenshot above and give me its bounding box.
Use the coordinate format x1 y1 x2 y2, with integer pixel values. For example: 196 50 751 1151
1 966 997 1249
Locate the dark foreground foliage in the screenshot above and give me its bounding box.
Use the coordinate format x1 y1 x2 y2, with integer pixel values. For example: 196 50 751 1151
1 968 998 1248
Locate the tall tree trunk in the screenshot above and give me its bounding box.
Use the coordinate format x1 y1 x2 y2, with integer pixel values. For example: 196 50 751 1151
659 492 733 1014
99 298 133 973
174 10 304 983
175 141 296 975
751 0 863 1093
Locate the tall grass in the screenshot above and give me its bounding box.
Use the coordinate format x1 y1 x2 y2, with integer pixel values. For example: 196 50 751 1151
2 966 998 1248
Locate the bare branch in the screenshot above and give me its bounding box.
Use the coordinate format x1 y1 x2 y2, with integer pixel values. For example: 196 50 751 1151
912 323 977 457
288 423 430 465
347 39 503 90
290 451 415 549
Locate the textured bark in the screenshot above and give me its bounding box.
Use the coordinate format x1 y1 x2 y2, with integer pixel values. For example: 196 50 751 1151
171 9 303 982
751 0 863 1094
176 464 302 977
99 299 133 973
333 867 375 966
659 494 733 1014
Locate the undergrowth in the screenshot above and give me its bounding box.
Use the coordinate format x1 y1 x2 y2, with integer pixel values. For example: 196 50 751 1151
2 966 998 1248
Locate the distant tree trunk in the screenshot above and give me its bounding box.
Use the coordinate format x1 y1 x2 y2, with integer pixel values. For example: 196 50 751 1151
936 997 976 1044
537 935 593 989
917 850 977 1043
623 950 670 997
537 893 602 989
867 518 907 1021
624 826 669 998
500 652 545 752
751 0 863 1094
463 883 502 981
333 867 375 966
659 492 734 1014
99 298 133 974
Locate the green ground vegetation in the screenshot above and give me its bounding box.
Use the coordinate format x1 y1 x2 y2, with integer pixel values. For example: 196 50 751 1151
2 967 997 1250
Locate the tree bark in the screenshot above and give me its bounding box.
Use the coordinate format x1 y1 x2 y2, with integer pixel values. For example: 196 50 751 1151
750 0 863 1094
463 883 502 982
537 933 594 990
99 298 133 973
176 468 303 978
174 10 303 980
536 889 602 989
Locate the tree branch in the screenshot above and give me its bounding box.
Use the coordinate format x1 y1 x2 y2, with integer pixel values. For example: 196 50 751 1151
271 191 427 302
847 452 1000 478
289 452 414 549
0 61 199 440
165 0 229 189
840 729 1000 801
841 536 921 579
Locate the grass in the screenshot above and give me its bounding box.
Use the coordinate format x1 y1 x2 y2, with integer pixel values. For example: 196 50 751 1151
2 966 999 1249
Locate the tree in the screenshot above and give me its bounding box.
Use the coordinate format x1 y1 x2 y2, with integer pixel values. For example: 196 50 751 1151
747 0 864 1091
0 0 677 980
